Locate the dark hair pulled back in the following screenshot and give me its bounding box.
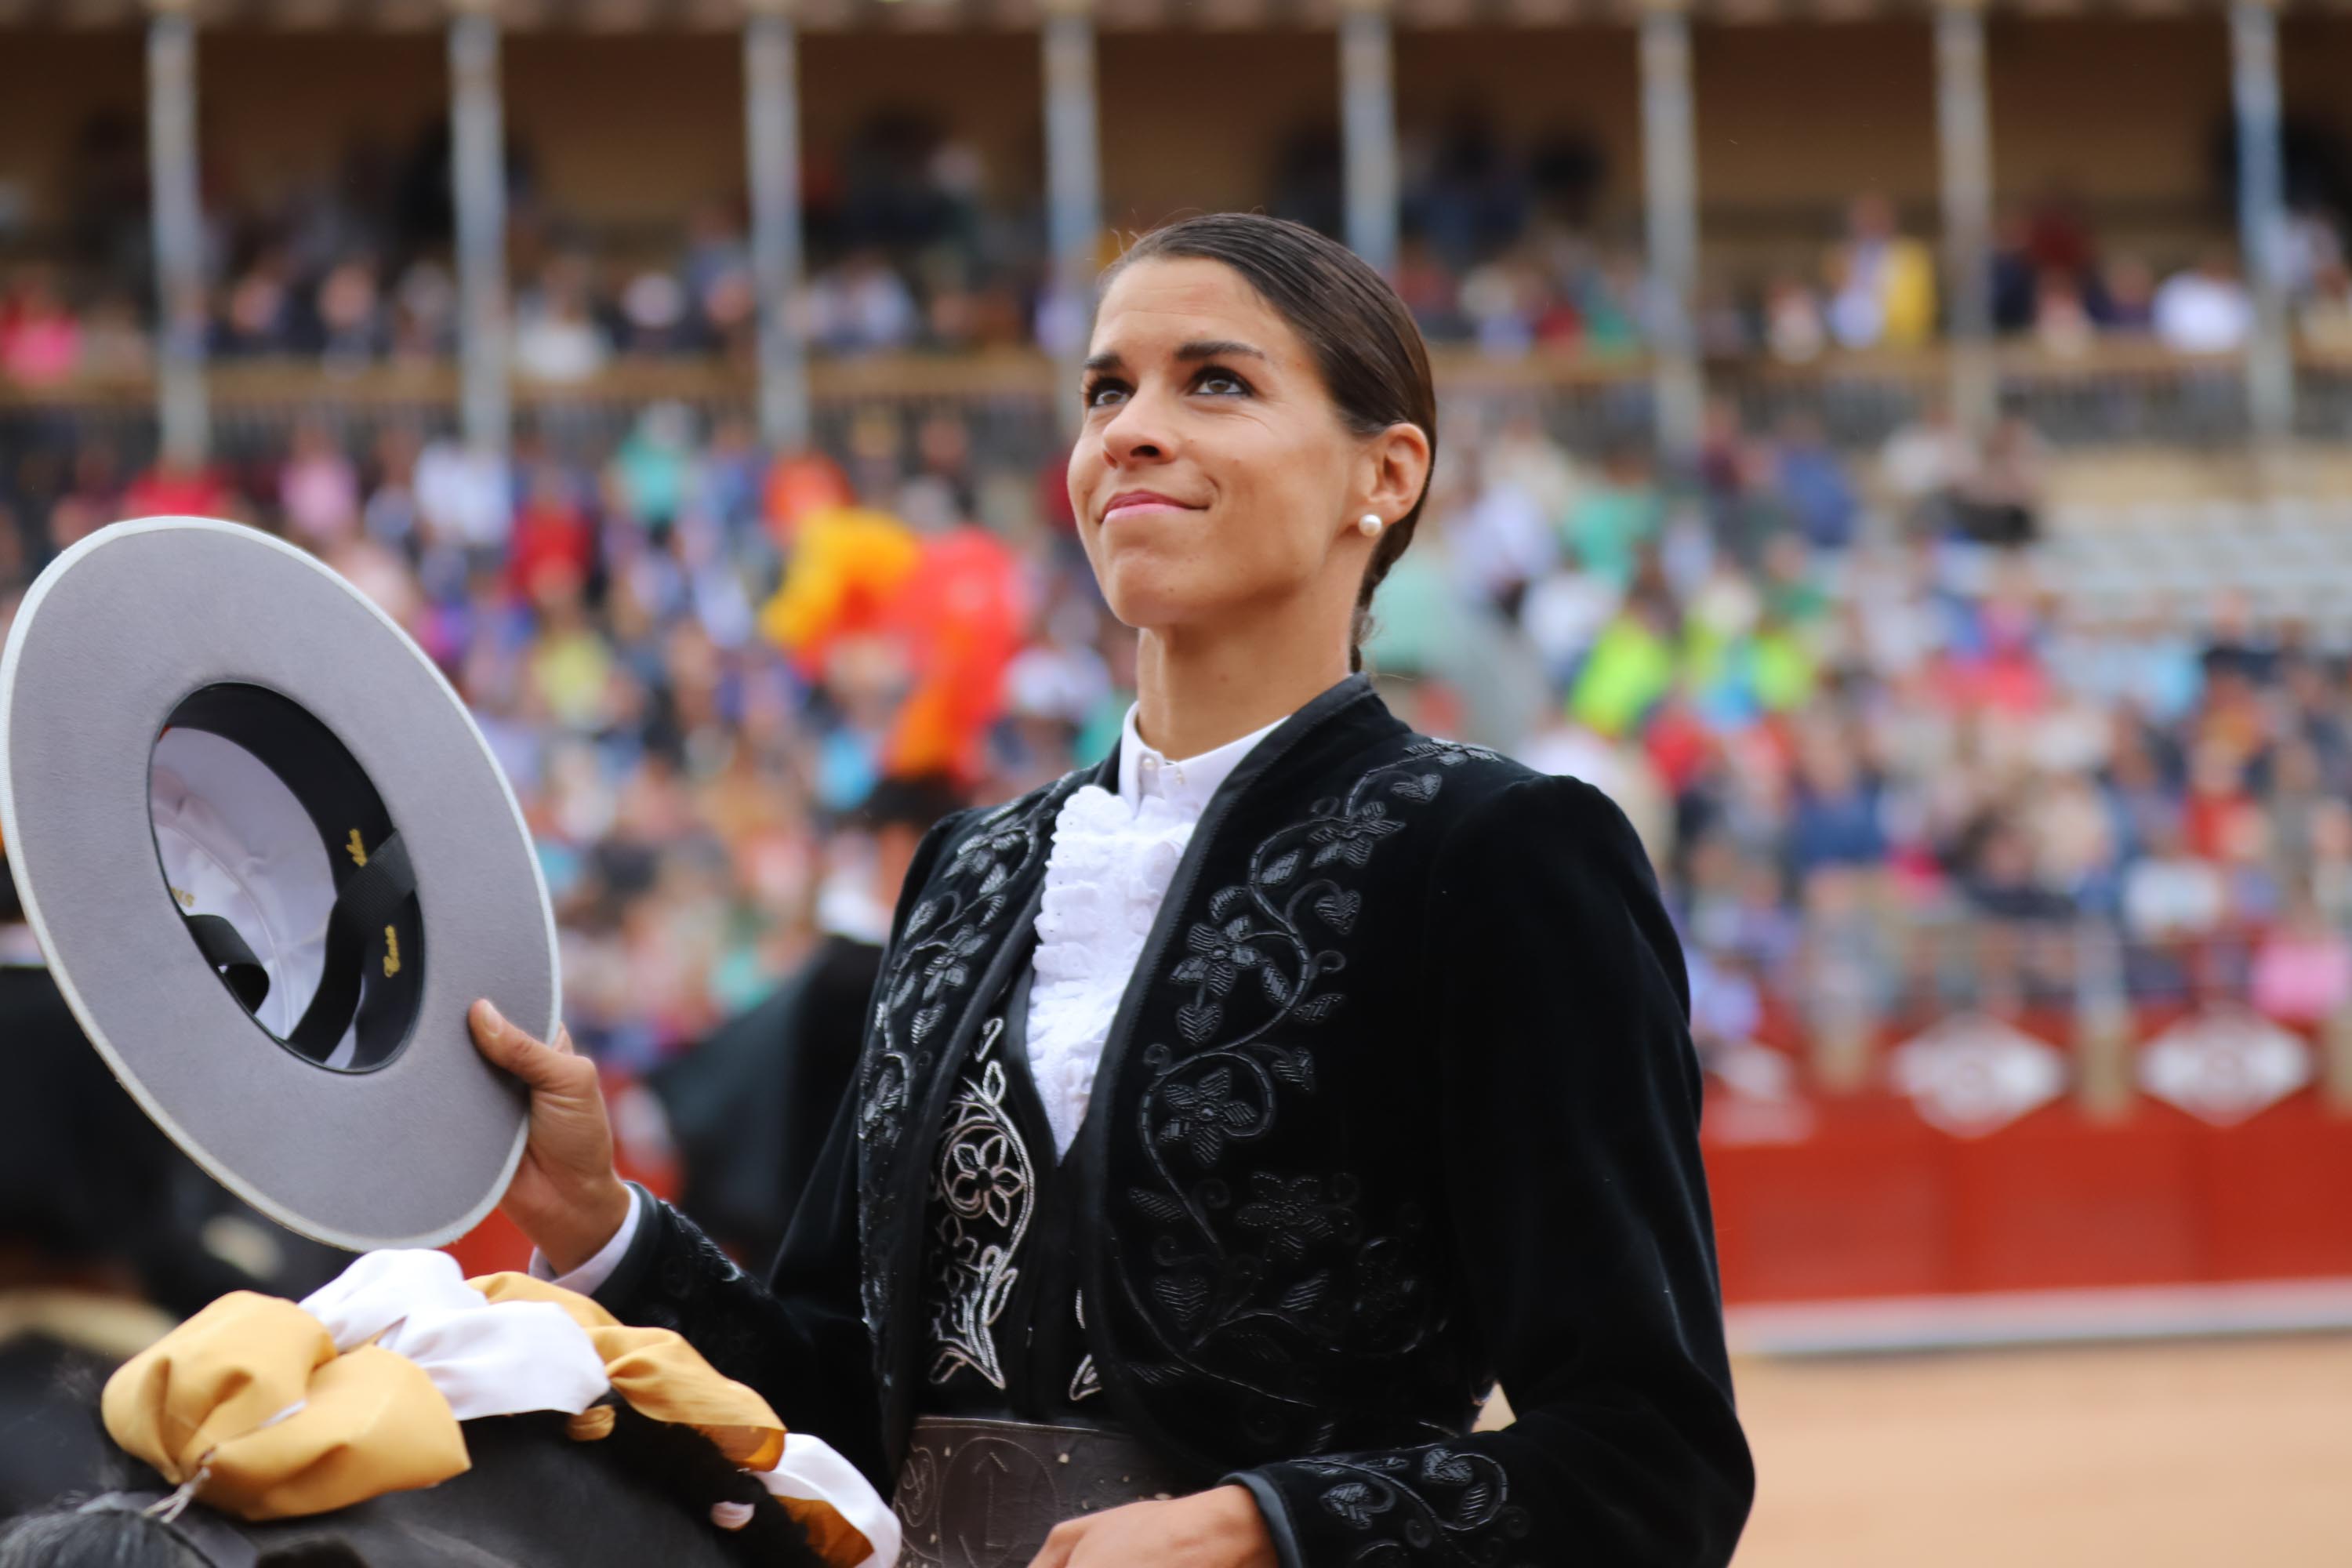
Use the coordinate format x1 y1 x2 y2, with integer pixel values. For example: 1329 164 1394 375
1102 213 1437 673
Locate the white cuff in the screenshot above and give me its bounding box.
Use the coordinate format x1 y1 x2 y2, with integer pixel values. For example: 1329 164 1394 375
526 1185 647 1298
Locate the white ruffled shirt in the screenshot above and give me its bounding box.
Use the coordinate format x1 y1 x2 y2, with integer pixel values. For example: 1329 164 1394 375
1025 702 1285 1158
546 702 1287 1286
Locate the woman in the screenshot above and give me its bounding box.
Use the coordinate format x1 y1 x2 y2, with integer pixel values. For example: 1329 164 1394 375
473 214 1754 1568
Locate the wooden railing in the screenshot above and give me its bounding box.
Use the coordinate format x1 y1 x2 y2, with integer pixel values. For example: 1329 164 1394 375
5 340 2348 450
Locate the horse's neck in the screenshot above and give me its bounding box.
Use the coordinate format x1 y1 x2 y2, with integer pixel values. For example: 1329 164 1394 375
241 1421 746 1568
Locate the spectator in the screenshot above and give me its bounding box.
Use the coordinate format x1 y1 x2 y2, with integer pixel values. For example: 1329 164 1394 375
1763 274 1829 364
803 249 920 356
2251 889 2352 1026
2122 814 2226 943
279 416 362 548
610 402 697 539
1562 441 1663 590
390 260 459 361
2034 269 2097 357
121 456 233 522
1773 414 1860 551
2300 260 2352 351
619 269 695 356
1570 587 1678 738
217 249 300 358
513 255 611 383
414 436 512 557
1878 401 1972 537
1788 727 1887 878
1825 194 1937 350
2153 251 2254 354
507 457 597 606
2098 254 2159 334
0 267 80 387
314 256 387 368
1949 416 2046 548
1446 451 1556 613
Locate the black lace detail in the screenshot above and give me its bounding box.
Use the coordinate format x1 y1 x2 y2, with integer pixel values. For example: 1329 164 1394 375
857 778 1077 1349
1293 1446 1536 1567
1119 740 1498 1430
924 1015 1036 1389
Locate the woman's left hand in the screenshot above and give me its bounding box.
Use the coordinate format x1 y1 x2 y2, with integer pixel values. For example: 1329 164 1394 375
1027 1486 1279 1568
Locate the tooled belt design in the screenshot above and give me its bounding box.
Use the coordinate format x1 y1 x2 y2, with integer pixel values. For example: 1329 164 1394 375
891 1416 1193 1568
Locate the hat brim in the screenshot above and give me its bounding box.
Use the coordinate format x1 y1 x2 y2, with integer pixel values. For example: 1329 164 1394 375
0 518 553 1250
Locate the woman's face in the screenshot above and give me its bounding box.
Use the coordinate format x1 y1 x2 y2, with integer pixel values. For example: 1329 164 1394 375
1068 256 1427 641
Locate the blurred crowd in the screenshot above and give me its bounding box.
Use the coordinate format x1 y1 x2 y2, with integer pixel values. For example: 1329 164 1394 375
5 376 2349 1098
0 110 1051 390
9 110 2352 392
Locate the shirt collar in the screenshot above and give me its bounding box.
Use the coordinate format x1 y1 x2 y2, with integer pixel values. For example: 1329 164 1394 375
1116 702 1290 818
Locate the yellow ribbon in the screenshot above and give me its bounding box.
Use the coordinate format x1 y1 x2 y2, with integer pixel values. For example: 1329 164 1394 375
470 1274 870 1563
99 1272 873 1564
467 1272 786 1472
101 1292 467 1522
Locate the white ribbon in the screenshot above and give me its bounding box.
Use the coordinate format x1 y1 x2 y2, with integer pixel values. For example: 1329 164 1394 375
302 1250 610 1422
760 1432 901 1568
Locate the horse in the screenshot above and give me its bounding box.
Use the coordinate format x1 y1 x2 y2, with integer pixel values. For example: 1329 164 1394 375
0 952 345 1524
0 1403 834 1568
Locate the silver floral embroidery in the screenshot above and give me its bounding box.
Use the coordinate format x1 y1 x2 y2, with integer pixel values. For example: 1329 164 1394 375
925 1016 1036 1390
1118 740 1499 1423
1069 1291 1101 1402
1298 1446 1534 1566
860 775 1079 1343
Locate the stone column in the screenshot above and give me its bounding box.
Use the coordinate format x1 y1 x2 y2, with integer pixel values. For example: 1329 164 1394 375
1639 0 1703 461
1044 0 1103 439
1935 0 1996 437
147 0 209 466
2230 0 2295 445
449 0 510 457
745 0 810 449
1339 0 1399 276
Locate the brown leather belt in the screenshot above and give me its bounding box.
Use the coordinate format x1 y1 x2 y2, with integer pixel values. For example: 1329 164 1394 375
891 1416 1195 1568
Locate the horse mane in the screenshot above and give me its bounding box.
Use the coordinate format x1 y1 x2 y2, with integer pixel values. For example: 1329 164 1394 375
558 1403 826 1567
0 1512 203 1568
0 1404 829 1568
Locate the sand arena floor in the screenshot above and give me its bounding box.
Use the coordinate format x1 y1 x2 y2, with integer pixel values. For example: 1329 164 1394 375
1484 1334 2352 1566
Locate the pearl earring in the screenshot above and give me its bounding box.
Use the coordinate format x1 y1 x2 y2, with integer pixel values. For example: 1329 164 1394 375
1357 513 1384 538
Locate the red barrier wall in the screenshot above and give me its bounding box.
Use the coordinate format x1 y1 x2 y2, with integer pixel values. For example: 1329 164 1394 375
1705 1036 2352 1305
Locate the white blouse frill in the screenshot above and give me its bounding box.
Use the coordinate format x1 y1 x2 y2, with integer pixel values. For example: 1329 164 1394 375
1024 782 1198 1160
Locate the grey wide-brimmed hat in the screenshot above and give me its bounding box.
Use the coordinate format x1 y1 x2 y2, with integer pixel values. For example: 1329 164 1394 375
0 517 556 1250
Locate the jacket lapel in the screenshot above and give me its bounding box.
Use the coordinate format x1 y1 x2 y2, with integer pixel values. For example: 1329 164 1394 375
1069 673 1388 1196
855 768 1085 1421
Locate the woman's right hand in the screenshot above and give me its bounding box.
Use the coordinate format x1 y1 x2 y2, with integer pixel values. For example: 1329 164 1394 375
468 998 635 1276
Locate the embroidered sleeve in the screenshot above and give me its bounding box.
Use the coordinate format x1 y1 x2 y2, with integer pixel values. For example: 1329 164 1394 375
588 1144 887 1494
1225 775 1753 1568
588 807 976 1495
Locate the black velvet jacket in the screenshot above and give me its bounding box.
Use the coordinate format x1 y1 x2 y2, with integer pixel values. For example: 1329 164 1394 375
594 674 1755 1567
